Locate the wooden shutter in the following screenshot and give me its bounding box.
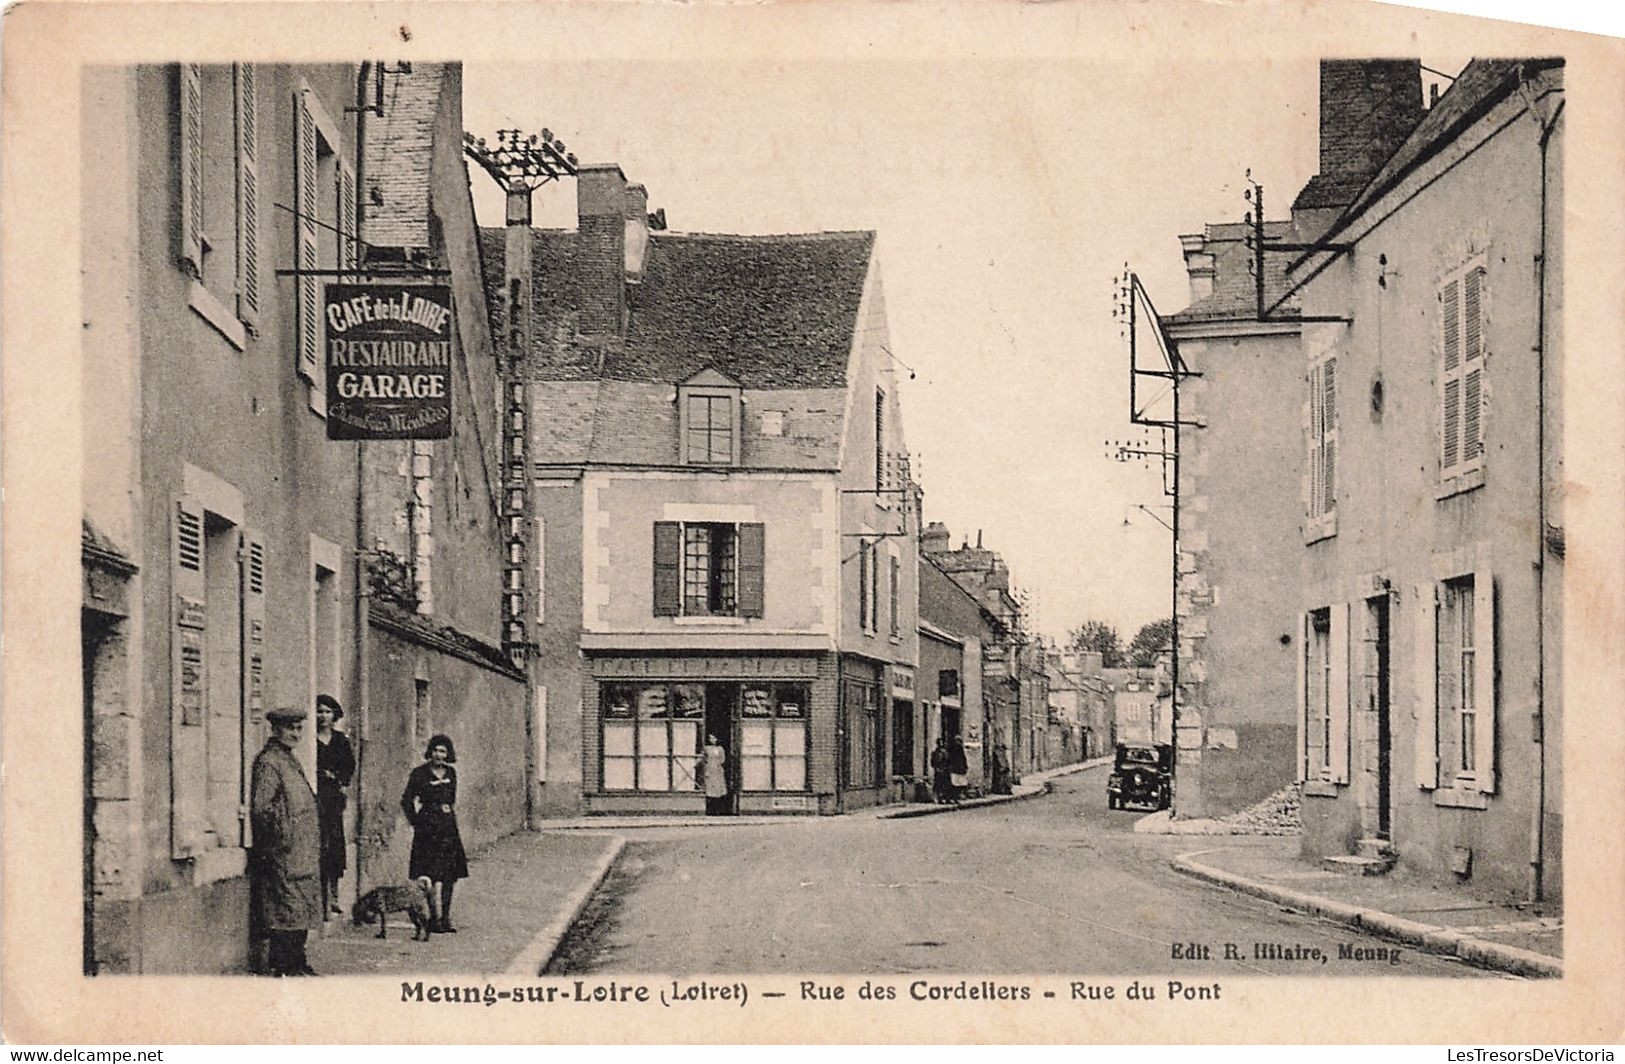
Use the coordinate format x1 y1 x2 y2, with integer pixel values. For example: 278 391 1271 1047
858 541 870 631
1441 278 1463 473
1413 583 1438 789
234 63 260 327
737 523 765 618
294 91 320 383
171 495 209 858
1330 602 1350 783
1474 568 1496 793
338 159 358 270
652 522 681 616
178 63 204 277
1463 267 1486 465
1294 613 1308 783
238 529 267 846
889 552 900 635
1322 357 1337 513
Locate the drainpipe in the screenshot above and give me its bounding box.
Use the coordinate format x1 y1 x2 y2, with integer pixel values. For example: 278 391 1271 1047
351 60 374 891
1521 67 1563 906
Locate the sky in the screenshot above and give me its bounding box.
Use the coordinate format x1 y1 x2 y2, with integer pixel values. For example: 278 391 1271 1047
462 55 1461 645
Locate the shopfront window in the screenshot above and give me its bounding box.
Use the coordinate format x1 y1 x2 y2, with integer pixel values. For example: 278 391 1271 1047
601 682 704 792
740 684 808 792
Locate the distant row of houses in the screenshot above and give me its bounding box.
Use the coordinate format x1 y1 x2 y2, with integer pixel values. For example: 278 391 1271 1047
78 60 1081 974
1156 59 1563 904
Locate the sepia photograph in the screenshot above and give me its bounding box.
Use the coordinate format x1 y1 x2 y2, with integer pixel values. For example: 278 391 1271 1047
4 0 1624 1045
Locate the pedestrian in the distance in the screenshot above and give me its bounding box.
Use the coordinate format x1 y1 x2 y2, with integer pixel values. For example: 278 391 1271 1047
250 705 322 976
401 734 469 933
948 735 970 803
929 737 952 804
702 733 729 815
992 741 1013 795
314 694 354 919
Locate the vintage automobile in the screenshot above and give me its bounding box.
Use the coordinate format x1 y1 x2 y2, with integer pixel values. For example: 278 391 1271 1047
1107 742 1172 810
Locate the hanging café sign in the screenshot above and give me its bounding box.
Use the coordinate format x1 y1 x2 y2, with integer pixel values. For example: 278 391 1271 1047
325 283 454 439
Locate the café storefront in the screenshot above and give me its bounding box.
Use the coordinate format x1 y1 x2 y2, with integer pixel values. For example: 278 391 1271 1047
582 653 838 815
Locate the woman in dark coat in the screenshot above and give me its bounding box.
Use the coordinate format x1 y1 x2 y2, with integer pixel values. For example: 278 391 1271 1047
314 694 355 918
401 734 469 932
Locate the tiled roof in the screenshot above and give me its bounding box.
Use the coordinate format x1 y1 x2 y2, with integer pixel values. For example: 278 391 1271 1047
1337 59 1561 226
362 63 447 249
478 227 875 389
1166 220 1298 324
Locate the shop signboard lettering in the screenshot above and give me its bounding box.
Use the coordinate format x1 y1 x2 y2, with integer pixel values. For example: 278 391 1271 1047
324 284 454 440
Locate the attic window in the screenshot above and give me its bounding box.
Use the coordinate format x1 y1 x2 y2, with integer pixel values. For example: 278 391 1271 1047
676 369 743 467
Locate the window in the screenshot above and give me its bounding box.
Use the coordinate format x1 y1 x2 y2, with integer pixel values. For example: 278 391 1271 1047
686 395 735 464
1439 262 1488 482
169 491 262 859
1308 355 1338 519
890 699 914 777
176 64 261 342
1438 577 1479 780
293 84 356 414
740 685 809 792
601 683 705 792
857 539 879 634
683 523 737 615
888 551 901 637
1297 605 1350 785
653 521 765 618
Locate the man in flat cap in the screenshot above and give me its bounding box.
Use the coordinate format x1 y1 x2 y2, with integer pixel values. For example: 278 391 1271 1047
250 705 322 976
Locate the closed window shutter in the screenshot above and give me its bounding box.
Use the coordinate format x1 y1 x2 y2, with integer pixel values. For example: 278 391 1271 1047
1294 613 1308 783
239 529 267 846
171 495 209 859
178 63 204 277
338 160 358 270
652 522 681 616
859 542 870 631
889 553 900 635
1308 364 1323 516
1464 267 1486 464
1473 568 1496 793
234 63 260 326
1330 602 1350 783
294 92 320 384
1322 358 1337 512
737 523 765 618
1413 583 1438 789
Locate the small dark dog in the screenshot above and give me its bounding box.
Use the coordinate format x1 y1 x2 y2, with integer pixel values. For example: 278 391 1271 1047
351 876 436 941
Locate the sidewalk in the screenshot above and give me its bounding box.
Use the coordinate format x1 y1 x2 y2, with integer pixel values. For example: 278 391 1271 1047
875 756 1109 819
1168 836 1563 978
308 830 623 977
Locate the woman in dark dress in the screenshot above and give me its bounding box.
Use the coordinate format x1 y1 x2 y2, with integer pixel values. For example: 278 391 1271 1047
314 694 355 918
400 734 469 932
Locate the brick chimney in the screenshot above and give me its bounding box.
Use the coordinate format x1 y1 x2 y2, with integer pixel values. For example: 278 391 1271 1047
1179 232 1215 303
1292 60 1423 229
1318 60 1423 187
577 163 628 336
921 520 950 555
624 183 650 282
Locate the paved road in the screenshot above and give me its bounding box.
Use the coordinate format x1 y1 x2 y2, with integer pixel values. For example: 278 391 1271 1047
549 764 1496 978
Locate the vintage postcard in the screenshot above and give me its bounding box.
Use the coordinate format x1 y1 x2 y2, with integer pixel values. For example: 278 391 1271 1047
3 0 1623 1045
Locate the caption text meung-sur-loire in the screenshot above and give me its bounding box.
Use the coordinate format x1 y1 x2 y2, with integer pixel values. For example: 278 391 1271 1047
398 978 1227 1007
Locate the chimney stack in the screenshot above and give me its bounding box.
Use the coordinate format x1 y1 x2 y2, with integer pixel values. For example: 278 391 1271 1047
577 163 628 336
1317 59 1423 192
624 183 650 282
921 521 950 555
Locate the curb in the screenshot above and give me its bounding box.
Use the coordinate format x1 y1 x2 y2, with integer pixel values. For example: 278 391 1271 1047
504 833 627 977
1170 850 1562 979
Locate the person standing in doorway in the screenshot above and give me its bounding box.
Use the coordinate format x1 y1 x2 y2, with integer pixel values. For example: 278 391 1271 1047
401 734 469 933
929 737 951 804
250 706 322 976
314 694 354 919
948 735 970 803
701 733 730 816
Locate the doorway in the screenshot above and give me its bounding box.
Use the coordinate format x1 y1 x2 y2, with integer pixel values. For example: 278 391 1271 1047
704 684 736 815
1366 596 1393 840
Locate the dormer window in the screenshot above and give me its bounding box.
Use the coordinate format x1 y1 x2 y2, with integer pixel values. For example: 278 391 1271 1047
677 367 743 466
